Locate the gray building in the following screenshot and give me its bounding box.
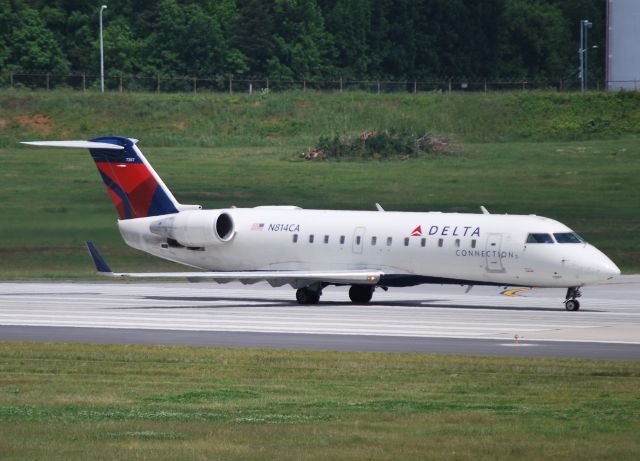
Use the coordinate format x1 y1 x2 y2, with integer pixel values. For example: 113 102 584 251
607 0 640 90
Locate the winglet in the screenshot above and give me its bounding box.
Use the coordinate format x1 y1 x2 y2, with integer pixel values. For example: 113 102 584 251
85 242 113 274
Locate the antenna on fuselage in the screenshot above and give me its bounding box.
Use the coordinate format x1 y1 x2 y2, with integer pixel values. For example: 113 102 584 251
375 203 385 212
480 205 490 215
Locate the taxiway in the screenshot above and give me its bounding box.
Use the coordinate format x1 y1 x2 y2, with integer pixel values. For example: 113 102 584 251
1 277 639 359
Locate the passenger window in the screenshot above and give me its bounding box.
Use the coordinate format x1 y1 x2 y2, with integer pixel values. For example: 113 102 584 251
404 237 409 247
356 236 361 245
324 235 329 244
554 232 583 243
309 234 314 243
455 239 460 248
526 233 554 244
293 234 298 243
340 235 345 244
371 236 377 246
471 239 476 249
386 237 393 246
438 238 443 247
421 238 426 247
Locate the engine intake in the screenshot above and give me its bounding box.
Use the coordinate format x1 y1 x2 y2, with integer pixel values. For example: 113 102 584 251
150 210 235 247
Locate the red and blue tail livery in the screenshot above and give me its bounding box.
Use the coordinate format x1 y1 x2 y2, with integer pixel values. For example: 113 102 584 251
88 136 178 219
22 137 180 219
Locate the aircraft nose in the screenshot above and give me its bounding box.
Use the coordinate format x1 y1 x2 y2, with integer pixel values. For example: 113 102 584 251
598 258 621 279
583 249 621 281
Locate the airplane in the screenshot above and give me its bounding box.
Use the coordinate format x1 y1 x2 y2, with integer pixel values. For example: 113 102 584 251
22 136 620 311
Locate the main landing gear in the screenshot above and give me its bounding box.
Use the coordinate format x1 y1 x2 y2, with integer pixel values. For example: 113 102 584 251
564 287 582 311
296 284 377 305
348 285 374 304
296 287 321 305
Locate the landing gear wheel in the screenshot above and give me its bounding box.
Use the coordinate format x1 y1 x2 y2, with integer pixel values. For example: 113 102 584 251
296 288 320 305
564 287 582 311
564 299 580 311
349 285 374 304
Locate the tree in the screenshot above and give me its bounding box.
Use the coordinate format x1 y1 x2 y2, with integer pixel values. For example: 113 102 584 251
321 0 372 78
5 4 69 74
233 0 276 76
143 0 247 77
267 0 335 79
497 0 568 79
101 17 142 76
0 0 11 72
366 0 390 78
380 0 416 79
0 0 608 83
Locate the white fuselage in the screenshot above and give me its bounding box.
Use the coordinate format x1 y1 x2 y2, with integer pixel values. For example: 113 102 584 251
118 207 620 288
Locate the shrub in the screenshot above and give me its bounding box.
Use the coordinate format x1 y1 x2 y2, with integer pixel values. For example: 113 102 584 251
303 129 456 160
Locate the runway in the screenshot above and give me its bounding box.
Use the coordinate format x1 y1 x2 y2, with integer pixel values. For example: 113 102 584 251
1 277 639 359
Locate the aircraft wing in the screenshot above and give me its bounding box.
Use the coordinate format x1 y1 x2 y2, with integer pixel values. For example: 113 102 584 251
86 242 381 287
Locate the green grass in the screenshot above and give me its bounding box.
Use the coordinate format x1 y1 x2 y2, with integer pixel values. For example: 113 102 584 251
2 90 640 148
0 342 639 460
1 90 639 277
2 91 638 460
1 138 638 277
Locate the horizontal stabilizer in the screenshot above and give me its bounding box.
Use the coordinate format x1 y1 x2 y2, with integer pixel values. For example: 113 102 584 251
22 140 125 150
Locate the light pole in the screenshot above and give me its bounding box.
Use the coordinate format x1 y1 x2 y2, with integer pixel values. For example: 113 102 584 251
99 5 107 93
579 19 592 92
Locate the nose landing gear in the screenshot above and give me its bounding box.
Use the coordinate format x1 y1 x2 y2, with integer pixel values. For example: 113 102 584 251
564 287 582 311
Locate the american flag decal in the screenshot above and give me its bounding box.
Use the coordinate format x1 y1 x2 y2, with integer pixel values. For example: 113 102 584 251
251 223 265 231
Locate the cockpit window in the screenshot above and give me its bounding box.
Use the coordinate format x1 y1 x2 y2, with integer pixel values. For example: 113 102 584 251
553 232 584 243
526 233 554 244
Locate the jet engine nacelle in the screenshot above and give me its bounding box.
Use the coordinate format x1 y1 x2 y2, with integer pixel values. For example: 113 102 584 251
149 210 235 247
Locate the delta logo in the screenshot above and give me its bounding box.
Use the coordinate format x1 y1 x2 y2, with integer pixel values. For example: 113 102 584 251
409 224 481 237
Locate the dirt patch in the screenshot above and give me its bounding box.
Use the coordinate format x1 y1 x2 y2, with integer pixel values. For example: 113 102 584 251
16 113 54 135
429 136 460 155
0 118 7 129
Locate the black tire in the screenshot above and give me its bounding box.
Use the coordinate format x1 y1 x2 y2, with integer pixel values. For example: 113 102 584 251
308 291 320 304
565 299 580 311
296 288 321 305
349 285 374 304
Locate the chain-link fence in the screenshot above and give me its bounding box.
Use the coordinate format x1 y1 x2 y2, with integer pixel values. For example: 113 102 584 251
1 72 626 93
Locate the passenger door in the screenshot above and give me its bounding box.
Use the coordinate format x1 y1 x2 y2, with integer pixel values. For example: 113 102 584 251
485 233 505 272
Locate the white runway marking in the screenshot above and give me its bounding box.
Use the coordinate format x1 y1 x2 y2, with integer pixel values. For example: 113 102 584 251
1 277 639 343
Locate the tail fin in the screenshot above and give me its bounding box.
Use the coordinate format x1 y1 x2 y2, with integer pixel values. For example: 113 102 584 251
23 137 181 219
88 136 179 219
